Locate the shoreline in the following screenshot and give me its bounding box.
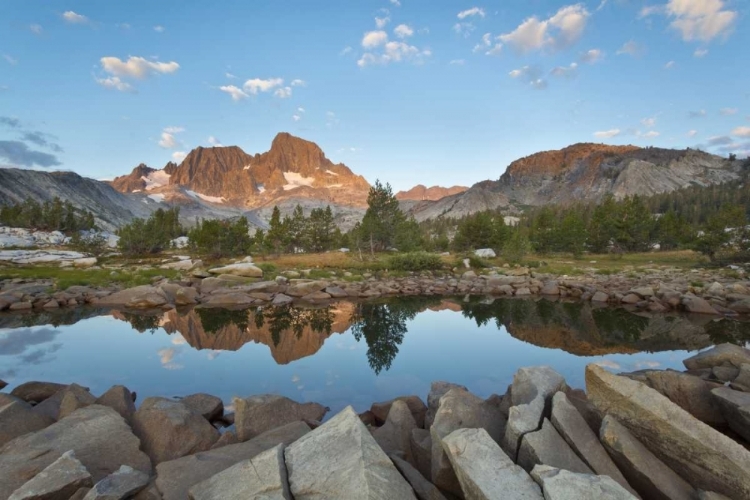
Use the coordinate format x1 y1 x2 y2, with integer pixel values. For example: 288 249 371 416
2 260 750 317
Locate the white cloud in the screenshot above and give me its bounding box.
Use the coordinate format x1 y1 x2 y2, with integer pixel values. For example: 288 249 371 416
579 48 603 64
158 127 184 149
95 76 134 92
62 11 88 24
665 60 676 69
219 85 249 101
274 86 292 98
689 109 707 118
390 0 401 5
641 117 657 128
733 126 750 137
291 79 306 87
2 54 17 65
159 133 176 149
172 151 186 161
453 22 475 37
474 33 502 55
666 0 736 42
298 107 305 113
550 62 578 78
29 24 42 35
340 46 353 55
243 78 284 94
449 59 465 65
117 23 131 30
616 40 643 56
208 136 222 146
594 129 621 138
100 56 179 79
509 66 547 89
720 108 738 115
394 24 414 39
694 48 708 57
226 72 237 79
362 30 389 48
687 129 698 137
500 4 589 53
375 16 390 29
292 115 301 122
457 7 485 19
357 40 431 67
153 25 165 33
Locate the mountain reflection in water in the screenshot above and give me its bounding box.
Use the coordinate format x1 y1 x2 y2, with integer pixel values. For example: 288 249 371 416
90 296 750 375
3 296 750 413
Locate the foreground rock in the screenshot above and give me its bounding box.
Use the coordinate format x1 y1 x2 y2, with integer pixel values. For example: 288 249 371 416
180 393 223 422
711 387 750 442
517 418 592 475
155 421 309 500
82 465 150 500
285 406 417 500
683 343 750 370
600 415 694 500
188 444 290 500
530 465 638 500
549 392 635 495
8 451 92 500
0 400 55 447
57 384 96 419
586 364 750 498
372 400 418 462
371 395 427 428
0 405 152 500
503 366 567 462
131 397 219 465
94 385 136 422
425 381 467 429
233 394 327 441
10 381 67 403
390 455 447 500
430 388 506 496
441 428 543 500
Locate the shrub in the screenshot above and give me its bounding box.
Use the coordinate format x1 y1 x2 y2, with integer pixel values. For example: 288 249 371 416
69 231 108 256
188 217 252 258
387 252 443 271
255 262 278 275
118 208 182 256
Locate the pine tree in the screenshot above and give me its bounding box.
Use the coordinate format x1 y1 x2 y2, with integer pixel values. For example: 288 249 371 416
266 206 287 255
358 180 405 253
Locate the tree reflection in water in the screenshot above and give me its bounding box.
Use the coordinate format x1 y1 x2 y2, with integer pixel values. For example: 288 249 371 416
254 306 335 346
350 296 443 375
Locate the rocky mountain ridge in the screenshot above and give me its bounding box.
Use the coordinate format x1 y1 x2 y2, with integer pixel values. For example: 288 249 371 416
395 184 468 201
405 143 741 221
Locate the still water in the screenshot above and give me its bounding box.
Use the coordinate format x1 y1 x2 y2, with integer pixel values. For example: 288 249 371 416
1 297 748 414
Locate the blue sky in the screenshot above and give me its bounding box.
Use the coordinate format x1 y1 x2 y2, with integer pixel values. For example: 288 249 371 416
1 0 748 190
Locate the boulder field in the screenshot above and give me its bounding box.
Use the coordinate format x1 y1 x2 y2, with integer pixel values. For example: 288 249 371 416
3 255 750 317
1 343 749 499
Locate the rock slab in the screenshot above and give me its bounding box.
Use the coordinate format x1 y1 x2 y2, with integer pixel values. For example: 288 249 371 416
188 444 291 500
530 465 638 500
8 450 92 500
285 406 417 500
441 428 543 500
586 364 750 499
234 394 327 442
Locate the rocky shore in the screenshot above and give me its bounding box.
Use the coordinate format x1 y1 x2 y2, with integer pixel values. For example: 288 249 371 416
2 256 750 316
1 343 750 499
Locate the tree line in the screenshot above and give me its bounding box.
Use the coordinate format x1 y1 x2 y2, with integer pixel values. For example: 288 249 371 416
0 197 96 233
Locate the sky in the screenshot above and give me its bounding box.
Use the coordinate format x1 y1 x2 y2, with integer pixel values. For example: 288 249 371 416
1 0 749 191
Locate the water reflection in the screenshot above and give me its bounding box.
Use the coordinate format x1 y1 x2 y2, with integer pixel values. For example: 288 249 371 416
2 297 749 377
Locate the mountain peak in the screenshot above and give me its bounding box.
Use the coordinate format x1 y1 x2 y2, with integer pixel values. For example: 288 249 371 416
396 184 469 201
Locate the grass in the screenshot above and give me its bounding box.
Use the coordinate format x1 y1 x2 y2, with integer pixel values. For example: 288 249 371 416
0 266 180 291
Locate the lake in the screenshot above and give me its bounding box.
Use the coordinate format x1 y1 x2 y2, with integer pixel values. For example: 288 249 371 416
1 296 748 414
